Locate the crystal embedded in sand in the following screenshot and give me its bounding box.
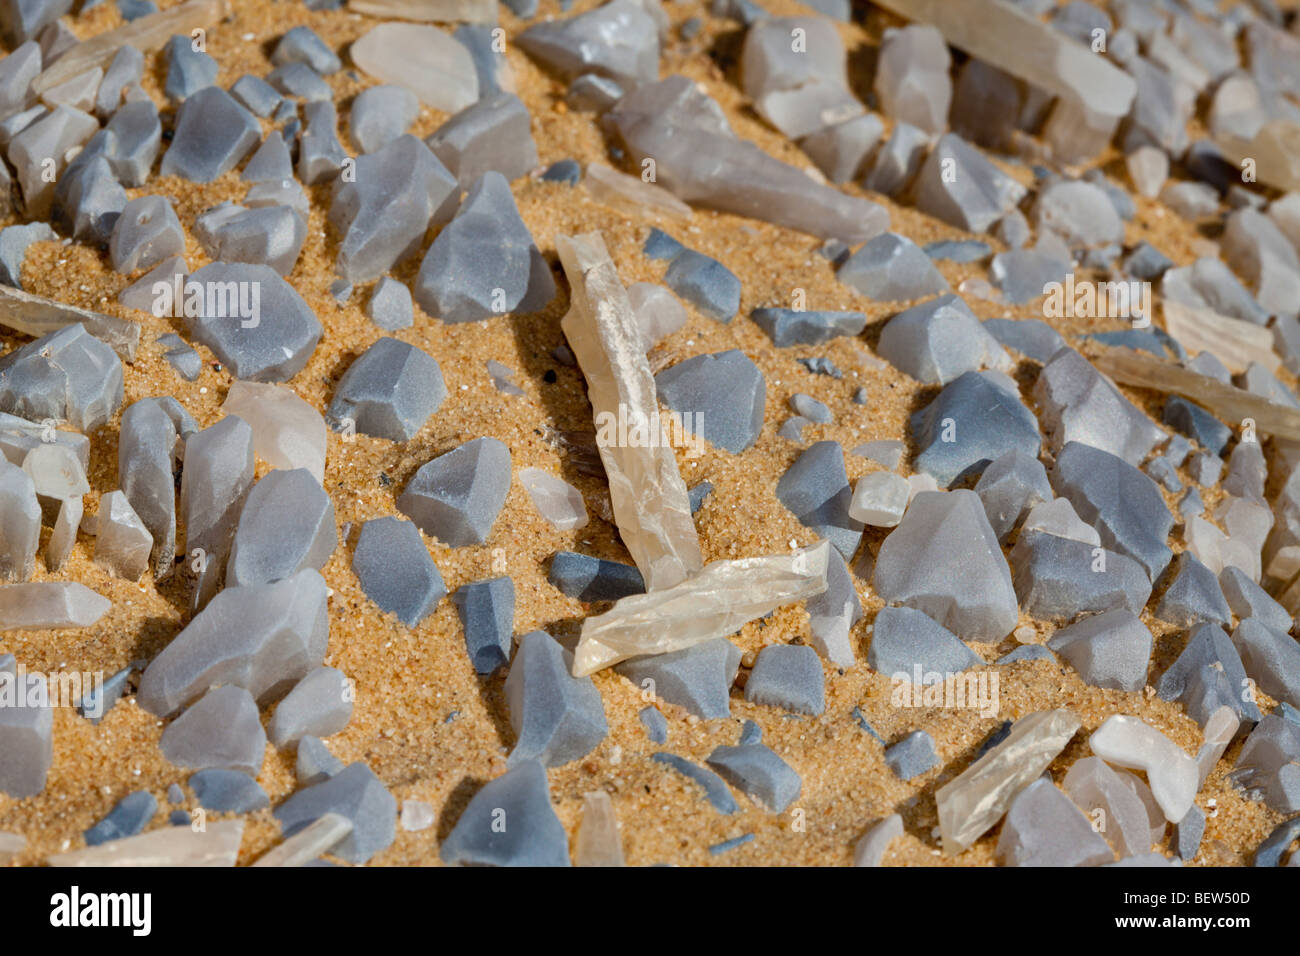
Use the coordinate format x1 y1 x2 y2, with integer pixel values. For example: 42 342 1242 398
1089 715 1197 824
575 790 624 867
935 708 1081 855
118 399 178 575
0 582 109 630
351 22 478 113
222 381 326 484
46 819 244 867
606 75 889 243
252 812 352 867
571 540 830 677
182 415 255 610
93 490 153 580
556 231 702 592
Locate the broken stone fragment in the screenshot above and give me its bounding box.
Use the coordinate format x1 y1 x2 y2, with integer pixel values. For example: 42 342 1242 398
1033 347 1167 467
936 708 1082 855
159 85 260 182
973 448 1051 541
439 760 569 866
873 489 1019 642
911 371 1040 487
548 551 644 602
222 381 326 485
182 262 323 382
327 337 445 442
137 568 329 717
160 684 267 776
296 735 343 786
0 581 109 630
574 790 624 867
354 516 446 628
806 545 862 667
516 0 659 89
506 630 608 767
1090 715 1197 824
181 414 255 610
297 99 348 184
351 22 479 113
1047 608 1152 692
655 349 765 454
118 398 178 575
452 576 513 673
606 74 889 243
914 133 1028 233
93 489 153 580
415 170 554 322
48 819 245 867
0 324 123 432
274 761 397 865
426 91 538 186
572 541 830 676
741 16 862 139
837 234 949 302
397 437 511 547
750 307 865 348
267 666 353 747
745 644 824 715
867 605 982 678
518 468 587 530
1154 551 1232 627
330 134 458 284
0 458 39 581
997 777 1115 867
0 670 52 798
706 739 801 812
84 791 157 846
227 468 336 589
1051 441 1174 581
194 202 307 276
776 441 863 560
1010 530 1152 621
617 638 740 719
874 24 951 135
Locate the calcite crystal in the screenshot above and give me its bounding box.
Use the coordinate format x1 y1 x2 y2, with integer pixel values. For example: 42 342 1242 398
46 819 244 867
1089 715 1197 824
572 541 828 677
606 75 889 243
936 708 1081 855
557 231 702 592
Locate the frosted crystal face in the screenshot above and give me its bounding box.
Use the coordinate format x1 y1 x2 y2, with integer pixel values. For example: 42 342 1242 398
427 92 539 187
1089 715 1198 823
159 87 260 183
326 337 446 442
0 582 109 630
274 762 397 865
505 630 608 767
439 760 569 867
93 489 153 580
160 684 267 776
0 324 124 432
935 709 1082 855
572 541 830 677
226 468 337 589
267 666 353 747
873 489 1019 642
351 22 479 112
223 382 326 485
516 0 659 89
996 777 1114 867
397 437 512 547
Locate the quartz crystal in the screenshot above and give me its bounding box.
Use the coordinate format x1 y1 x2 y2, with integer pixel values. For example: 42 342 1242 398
574 790 624 867
1090 715 1197 823
0 581 109 630
519 467 588 531
572 540 830 676
557 231 702 590
936 708 1081 855
93 489 152 580
46 819 244 867
606 76 889 243
351 23 478 112
222 382 326 484
252 812 352 867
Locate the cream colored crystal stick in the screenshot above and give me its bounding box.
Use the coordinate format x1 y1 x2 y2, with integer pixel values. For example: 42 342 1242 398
33 0 233 95
1216 120 1300 193
574 791 624 867
47 819 244 867
556 231 702 592
572 540 830 677
349 0 497 24
1162 300 1281 375
871 0 1137 121
252 813 353 867
1088 344 1300 441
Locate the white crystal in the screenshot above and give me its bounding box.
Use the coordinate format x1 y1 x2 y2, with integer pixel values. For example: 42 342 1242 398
1020 497 1099 547
853 813 903 866
519 467 588 531
583 163 692 220
351 23 478 113
93 490 153 580
628 282 687 349
574 790 624 867
222 381 326 485
572 540 830 676
847 471 909 527
1125 145 1168 198
0 582 109 630
1195 705 1239 787
47 819 244 867
1089 715 1197 824
400 799 435 832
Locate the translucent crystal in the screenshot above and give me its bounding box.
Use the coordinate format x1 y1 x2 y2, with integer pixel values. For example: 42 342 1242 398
222 382 326 485
996 777 1114 867
93 490 152 580
575 790 624 867
519 467 588 531
874 24 951 134
583 162 692 219
606 76 889 243
741 17 862 139
936 708 1081 855
571 540 829 677
118 399 177 576
1063 755 1154 858
252 812 352 867
853 814 903 866
226 469 337 589
0 581 109 630
556 231 702 591
1090 715 1198 823
47 818 244 867
351 22 478 112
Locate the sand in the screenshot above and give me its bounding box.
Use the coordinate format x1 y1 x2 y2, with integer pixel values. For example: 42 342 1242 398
0 0 1293 865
